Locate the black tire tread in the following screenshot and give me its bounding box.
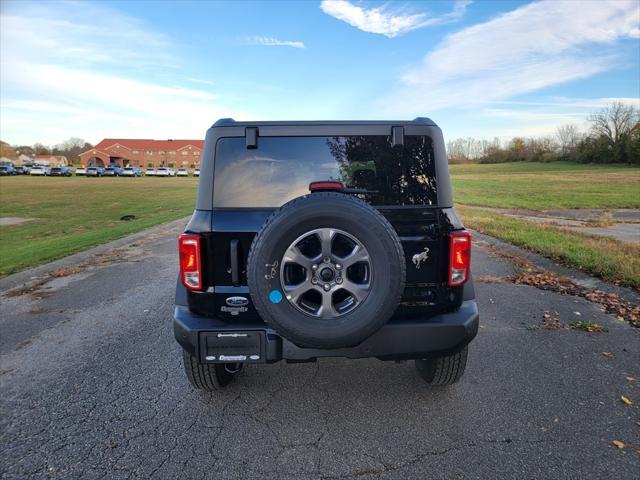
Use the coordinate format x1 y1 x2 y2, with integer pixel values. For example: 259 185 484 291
415 347 468 386
182 351 235 391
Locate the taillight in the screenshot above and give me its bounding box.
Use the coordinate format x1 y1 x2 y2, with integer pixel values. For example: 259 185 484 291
448 231 471 286
179 233 203 290
309 181 343 192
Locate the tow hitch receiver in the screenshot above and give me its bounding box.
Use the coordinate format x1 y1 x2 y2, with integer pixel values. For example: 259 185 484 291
199 331 265 363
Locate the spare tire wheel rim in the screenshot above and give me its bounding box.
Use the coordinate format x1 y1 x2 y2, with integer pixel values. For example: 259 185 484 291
279 228 372 319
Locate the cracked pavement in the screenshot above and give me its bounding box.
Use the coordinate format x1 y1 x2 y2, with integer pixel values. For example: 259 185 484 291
1 219 639 479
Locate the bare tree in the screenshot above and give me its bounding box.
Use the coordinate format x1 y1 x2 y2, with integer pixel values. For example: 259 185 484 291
588 102 639 147
33 143 50 155
556 124 581 157
52 138 93 164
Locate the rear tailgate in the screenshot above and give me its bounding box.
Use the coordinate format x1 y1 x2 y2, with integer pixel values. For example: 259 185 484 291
188 206 457 320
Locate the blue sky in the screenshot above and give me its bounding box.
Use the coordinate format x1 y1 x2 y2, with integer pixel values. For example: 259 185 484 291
1 0 638 146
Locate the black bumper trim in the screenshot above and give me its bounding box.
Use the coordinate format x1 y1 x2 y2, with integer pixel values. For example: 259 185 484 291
174 300 479 362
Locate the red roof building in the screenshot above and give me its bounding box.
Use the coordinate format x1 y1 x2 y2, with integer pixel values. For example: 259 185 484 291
78 139 204 168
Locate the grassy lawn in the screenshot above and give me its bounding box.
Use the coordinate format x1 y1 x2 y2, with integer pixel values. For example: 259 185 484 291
457 205 640 288
1 163 638 288
451 161 640 209
0 176 198 276
450 162 640 288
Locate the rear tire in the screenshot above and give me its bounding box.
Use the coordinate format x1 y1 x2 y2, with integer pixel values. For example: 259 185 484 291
415 347 468 386
182 351 242 391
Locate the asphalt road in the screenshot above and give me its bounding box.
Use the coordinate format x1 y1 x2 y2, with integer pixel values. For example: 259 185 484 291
1 220 638 479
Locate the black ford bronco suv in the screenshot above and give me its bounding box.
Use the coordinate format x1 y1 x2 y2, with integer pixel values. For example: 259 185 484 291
174 118 478 390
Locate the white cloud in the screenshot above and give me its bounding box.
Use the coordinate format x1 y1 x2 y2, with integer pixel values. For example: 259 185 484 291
379 0 640 113
244 36 305 49
320 0 470 38
1 2 174 69
438 96 640 140
0 1 248 145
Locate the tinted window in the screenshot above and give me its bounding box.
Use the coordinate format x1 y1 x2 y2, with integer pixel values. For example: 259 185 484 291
213 135 437 207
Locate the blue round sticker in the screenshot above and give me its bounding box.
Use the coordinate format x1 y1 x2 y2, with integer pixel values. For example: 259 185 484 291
269 290 283 304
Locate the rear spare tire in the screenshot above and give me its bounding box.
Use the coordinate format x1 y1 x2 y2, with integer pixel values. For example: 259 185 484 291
247 192 405 349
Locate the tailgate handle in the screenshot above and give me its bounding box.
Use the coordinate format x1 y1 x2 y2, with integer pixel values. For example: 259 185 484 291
230 240 240 285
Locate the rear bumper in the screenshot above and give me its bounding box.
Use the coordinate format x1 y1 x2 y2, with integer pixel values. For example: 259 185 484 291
174 300 479 363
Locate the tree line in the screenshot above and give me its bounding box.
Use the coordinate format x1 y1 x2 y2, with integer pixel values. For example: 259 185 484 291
0 138 93 164
447 102 639 164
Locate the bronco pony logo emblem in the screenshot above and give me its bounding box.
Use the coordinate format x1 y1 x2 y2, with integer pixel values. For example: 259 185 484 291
412 247 430 269
264 260 279 280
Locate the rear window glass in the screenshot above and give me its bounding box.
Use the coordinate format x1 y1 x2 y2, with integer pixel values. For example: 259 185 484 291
213 135 437 207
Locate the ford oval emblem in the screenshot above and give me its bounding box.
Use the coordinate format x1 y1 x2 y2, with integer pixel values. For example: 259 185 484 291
226 296 249 307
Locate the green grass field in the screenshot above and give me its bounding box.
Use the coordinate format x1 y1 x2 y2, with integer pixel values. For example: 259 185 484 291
450 162 640 288
450 162 640 209
0 176 198 276
1 163 638 287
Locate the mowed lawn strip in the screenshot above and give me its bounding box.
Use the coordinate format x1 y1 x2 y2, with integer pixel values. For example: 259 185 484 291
450 161 640 209
450 162 640 289
457 205 640 288
0 177 198 276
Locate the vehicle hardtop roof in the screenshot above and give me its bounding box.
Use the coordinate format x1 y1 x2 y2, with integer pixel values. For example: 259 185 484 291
212 117 437 128
197 115 453 210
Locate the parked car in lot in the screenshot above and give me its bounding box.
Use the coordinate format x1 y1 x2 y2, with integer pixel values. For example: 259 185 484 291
177 168 189 177
121 166 142 177
175 118 477 391
145 168 156 176
14 165 29 175
86 166 105 177
49 166 72 177
0 164 16 175
75 166 87 176
103 165 123 176
155 167 174 177
193 168 200 177
29 165 49 176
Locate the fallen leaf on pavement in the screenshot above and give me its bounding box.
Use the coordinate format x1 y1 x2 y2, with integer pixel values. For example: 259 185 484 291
49 266 83 278
602 352 613 357
511 269 640 329
621 396 633 405
574 311 581 316
625 376 636 382
612 440 625 449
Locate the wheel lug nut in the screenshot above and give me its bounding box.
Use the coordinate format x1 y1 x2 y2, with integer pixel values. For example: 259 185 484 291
335 263 342 270
311 278 318 284
312 264 318 270
336 277 343 284
323 283 331 291
323 257 330 263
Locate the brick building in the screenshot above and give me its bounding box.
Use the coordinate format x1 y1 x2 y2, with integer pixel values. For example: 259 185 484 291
78 139 204 169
